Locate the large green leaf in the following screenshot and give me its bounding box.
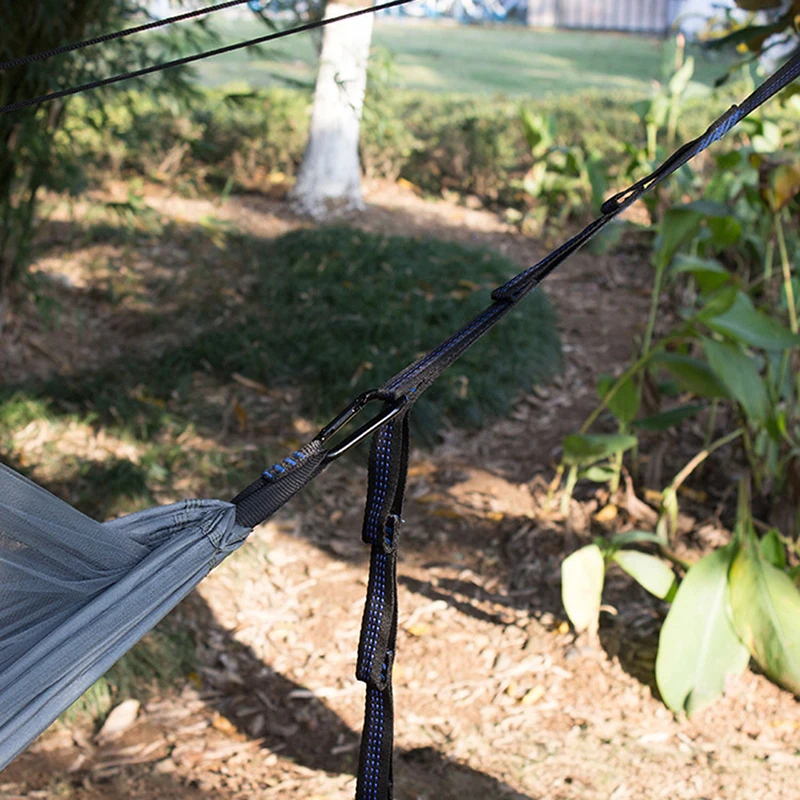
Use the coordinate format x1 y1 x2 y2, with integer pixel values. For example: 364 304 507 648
612 551 677 600
597 373 639 427
695 286 739 322
608 531 666 549
653 353 729 399
654 208 703 271
702 337 770 424
708 215 743 250
671 255 732 294
634 403 705 431
656 545 750 716
729 535 800 697
561 544 605 636
562 433 638 467
707 292 800 351
760 529 787 570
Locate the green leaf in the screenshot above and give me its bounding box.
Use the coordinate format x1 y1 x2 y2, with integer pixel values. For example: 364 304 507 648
654 208 703 270
580 465 618 483
715 151 742 171
612 551 677 600
729 534 800 697
760 529 787 570
708 215 742 250
695 286 739 322
634 403 705 431
562 433 638 467
561 544 605 636
668 56 695 97
671 255 732 294
683 200 733 218
656 545 750 716
609 530 668 549
587 155 608 210
520 109 554 159
702 337 771 424
752 119 783 154
708 292 800 351
597 373 640 426
705 20 787 51
654 353 729 399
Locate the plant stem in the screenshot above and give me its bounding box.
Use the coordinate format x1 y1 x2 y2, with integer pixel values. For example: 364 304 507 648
764 231 774 282
776 210 798 335
560 465 578 517
642 265 667 359
657 545 692 572
669 427 745 494
697 399 718 478
580 336 679 435
742 427 763 494
701 399 718 452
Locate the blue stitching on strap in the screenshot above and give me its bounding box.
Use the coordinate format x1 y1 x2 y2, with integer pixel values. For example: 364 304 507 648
362 686 385 800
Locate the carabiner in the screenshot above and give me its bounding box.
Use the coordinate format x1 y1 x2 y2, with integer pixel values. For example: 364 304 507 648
315 390 407 463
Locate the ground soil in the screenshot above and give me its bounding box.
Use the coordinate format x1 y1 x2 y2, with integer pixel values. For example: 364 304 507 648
1 181 799 800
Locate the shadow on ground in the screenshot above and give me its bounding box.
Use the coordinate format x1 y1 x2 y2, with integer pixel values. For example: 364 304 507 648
1 591 535 800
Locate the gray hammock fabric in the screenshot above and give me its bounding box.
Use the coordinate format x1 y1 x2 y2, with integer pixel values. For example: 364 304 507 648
0 462 250 771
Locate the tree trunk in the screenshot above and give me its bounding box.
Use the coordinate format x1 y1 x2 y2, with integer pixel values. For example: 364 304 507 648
289 2 373 219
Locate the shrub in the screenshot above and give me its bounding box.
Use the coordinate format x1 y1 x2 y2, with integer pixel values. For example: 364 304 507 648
237 226 562 440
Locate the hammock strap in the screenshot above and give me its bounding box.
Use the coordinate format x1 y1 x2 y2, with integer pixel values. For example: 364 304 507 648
355 413 409 800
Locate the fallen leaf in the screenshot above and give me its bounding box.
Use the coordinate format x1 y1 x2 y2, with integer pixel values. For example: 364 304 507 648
594 504 618 524
96 700 140 742
231 373 269 394
521 685 546 705
211 712 238 735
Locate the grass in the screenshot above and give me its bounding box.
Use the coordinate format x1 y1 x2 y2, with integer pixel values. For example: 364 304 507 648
190 17 734 97
1 226 561 451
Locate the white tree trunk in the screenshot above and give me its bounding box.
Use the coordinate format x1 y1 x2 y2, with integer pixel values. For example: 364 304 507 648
290 3 374 219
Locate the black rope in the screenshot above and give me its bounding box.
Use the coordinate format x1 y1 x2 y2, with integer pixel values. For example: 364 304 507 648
0 0 254 72
0 0 416 115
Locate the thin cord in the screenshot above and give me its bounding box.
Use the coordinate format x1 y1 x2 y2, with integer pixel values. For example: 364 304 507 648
0 0 415 115
0 0 253 72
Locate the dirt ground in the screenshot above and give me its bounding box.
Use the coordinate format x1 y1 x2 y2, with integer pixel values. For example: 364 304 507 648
1 181 799 800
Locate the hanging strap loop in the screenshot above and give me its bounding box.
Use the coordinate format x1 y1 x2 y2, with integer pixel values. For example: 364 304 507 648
355 415 409 800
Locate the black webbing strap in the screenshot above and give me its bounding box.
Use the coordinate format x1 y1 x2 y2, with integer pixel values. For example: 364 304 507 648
355 412 409 800
232 440 328 529
228 50 800 800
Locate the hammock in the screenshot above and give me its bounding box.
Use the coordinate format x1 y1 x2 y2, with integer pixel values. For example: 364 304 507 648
1 43 798 800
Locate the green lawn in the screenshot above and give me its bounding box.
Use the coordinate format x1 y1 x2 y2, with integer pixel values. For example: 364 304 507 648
192 17 731 98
